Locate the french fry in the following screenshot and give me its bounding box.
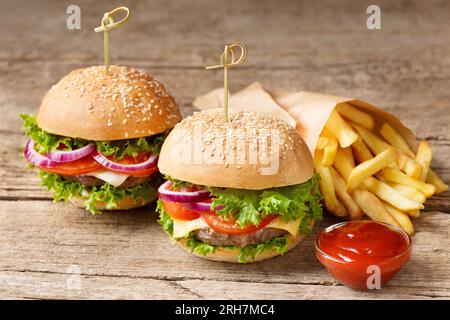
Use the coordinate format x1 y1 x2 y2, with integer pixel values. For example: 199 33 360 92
364 177 424 211
353 190 400 227
347 148 397 192
321 130 338 166
336 102 375 130
341 146 355 167
330 167 363 219
403 158 422 179
415 140 432 181
313 104 443 230
407 210 421 219
334 200 348 217
390 183 426 204
382 168 436 197
376 124 418 173
316 137 329 150
380 123 415 157
397 153 408 170
426 169 448 194
326 109 359 148
388 161 400 170
352 123 390 154
383 202 414 235
352 138 373 163
333 147 355 180
315 151 339 213
321 128 333 138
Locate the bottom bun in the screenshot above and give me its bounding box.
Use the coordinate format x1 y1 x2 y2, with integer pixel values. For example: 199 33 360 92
70 195 151 211
176 233 307 263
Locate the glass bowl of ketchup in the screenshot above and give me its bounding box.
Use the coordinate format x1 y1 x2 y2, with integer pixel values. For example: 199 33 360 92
315 220 412 290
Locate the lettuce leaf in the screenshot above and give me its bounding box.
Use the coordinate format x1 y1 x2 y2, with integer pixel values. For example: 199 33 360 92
96 133 167 159
185 233 289 263
21 114 87 153
21 114 166 159
162 175 199 189
186 236 217 256
156 199 174 235
185 232 289 263
209 174 322 229
40 171 157 214
40 170 85 201
236 235 288 263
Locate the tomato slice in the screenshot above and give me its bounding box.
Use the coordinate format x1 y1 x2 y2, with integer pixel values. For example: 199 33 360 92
162 199 278 234
104 153 159 177
41 156 102 176
200 212 277 235
162 200 201 221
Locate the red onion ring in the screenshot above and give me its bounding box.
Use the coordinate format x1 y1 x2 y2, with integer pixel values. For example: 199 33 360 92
92 151 157 172
158 180 210 203
48 143 96 162
184 201 224 211
24 140 59 168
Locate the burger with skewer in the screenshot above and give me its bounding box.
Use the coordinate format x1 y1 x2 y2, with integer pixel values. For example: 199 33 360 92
156 109 322 263
21 65 181 213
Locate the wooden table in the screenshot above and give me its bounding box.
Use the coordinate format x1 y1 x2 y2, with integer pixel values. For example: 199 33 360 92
0 0 449 299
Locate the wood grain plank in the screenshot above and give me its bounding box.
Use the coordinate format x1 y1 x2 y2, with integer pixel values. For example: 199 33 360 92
1 271 448 300
1 0 450 66
0 200 448 299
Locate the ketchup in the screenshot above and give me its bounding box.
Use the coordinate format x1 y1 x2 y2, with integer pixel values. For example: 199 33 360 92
316 221 411 289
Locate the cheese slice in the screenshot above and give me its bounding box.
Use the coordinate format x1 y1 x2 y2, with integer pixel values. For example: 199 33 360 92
173 217 208 238
82 170 129 187
266 217 301 237
172 216 301 239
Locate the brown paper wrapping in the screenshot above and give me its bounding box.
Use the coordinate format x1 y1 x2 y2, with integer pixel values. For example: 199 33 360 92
193 82 418 156
193 83 297 128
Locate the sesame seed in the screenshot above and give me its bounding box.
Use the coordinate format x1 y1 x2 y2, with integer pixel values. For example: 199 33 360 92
51 65 180 134
173 109 299 163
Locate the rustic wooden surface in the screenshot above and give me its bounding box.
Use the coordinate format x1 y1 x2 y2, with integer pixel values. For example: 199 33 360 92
0 0 449 300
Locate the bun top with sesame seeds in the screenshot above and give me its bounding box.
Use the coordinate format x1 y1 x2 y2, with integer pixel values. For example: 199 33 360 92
158 109 314 189
37 65 181 141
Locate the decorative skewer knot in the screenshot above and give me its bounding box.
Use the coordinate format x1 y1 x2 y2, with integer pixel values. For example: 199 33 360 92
205 41 248 70
205 41 248 122
94 7 130 33
94 7 130 75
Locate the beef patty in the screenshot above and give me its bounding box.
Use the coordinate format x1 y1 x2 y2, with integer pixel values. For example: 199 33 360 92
194 227 287 247
62 174 153 188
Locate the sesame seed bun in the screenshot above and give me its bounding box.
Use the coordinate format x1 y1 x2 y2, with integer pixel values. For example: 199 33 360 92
176 233 307 263
37 65 181 141
158 109 314 189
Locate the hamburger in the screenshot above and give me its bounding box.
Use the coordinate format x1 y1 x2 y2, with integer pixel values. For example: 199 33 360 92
21 65 181 213
156 109 322 263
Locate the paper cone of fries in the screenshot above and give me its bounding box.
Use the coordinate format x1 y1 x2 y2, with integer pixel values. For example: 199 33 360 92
194 83 448 235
